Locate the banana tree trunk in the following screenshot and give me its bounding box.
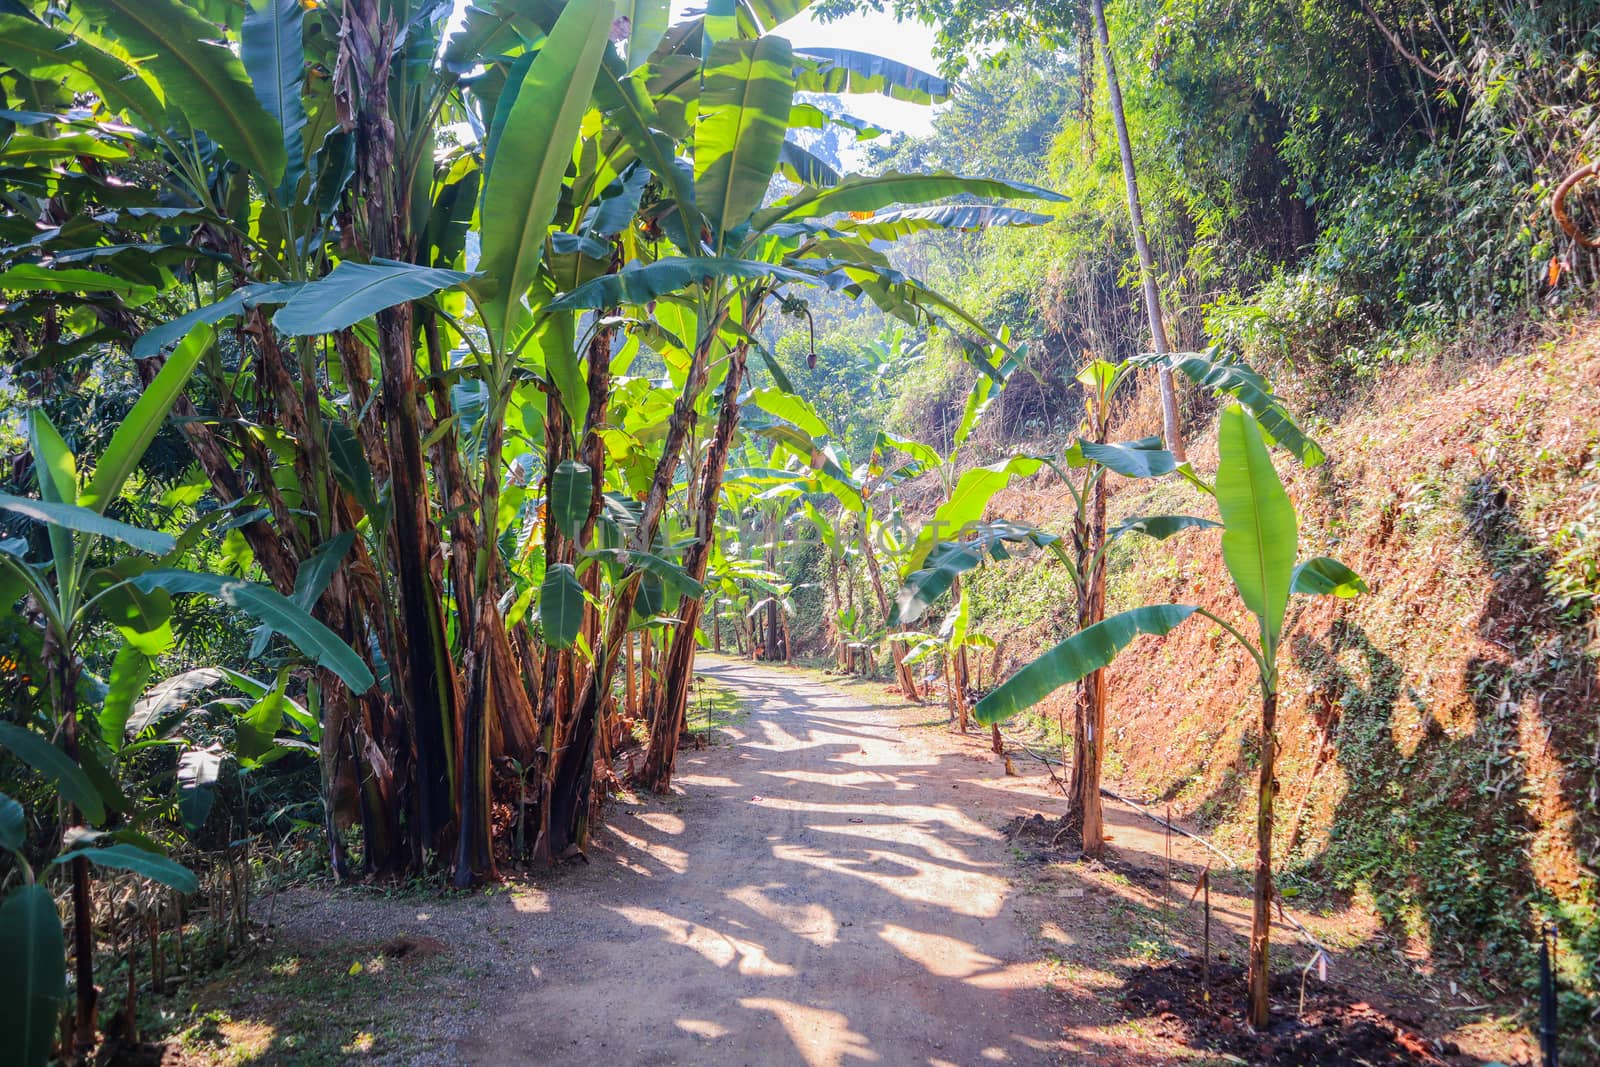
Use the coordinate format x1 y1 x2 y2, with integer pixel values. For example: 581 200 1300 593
1070 492 1110 854
454 627 495 885
542 318 617 860
423 313 537 764
561 300 734 814
640 631 654 718
625 632 638 718
345 0 460 863
644 346 749 791
1090 0 1185 462
765 596 780 661
1071 666 1107 856
943 653 959 728
1249 687 1279 1028
826 545 847 670
860 526 921 701
45 630 96 1056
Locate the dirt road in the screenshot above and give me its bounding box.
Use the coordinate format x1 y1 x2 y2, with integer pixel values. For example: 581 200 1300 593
245 657 1528 1066
453 657 1069 1065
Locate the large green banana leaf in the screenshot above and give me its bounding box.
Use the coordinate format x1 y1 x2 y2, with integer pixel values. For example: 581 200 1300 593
25 411 79 593
272 260 472 336
1290 556 1366 597
540 563 585 649
696 36 796 246
733 0 814 36
0 264 151 295
1109 514 1222 541
249 532 357 659
1215 404 1297 652
594 51 698 215
477 0 613 346
551 256 818 310
778 140 840 187
131 282 301 357
0 722 106 825
748 388 831 439
974 605 1198 724
1144 347 1326 467
442 0 542 73
904 455 1042 572
81 324 209 512
620 0 670 70
74 0 287 184
53 841 197 894
0 883 66 1067
130 570 373 693
550 461 593 540
793 47 950 103
757 170 1067 228
0 14 164 123
892 521 1061 626
1078 437 1181 478
833 267 1009 353
839 204 1052 241
240 0 306 198
0 493 175 556
99 643 151 753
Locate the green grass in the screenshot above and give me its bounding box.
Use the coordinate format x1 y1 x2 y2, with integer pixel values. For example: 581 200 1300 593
684 673 749 738
165 937 458 1064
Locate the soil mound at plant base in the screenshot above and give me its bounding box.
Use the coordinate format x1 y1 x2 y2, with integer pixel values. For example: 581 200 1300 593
1123 959 1469 1066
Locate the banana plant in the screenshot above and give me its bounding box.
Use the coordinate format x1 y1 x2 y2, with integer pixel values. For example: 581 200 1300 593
792 496 864 671
894 347 1326 856
972 403 1364 1030
881 340 1043 729
0 328 370 1057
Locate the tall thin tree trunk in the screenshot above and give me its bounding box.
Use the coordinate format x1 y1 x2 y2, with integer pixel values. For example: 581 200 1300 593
1074 483 1109 856
765 594 780 661
1091 0 1185 461
640 631 654 717
843 552 858 672
943 653 959 728
1249 688 1278 1028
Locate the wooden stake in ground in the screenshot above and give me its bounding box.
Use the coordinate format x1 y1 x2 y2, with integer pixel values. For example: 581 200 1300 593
1194 866 1212 1001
